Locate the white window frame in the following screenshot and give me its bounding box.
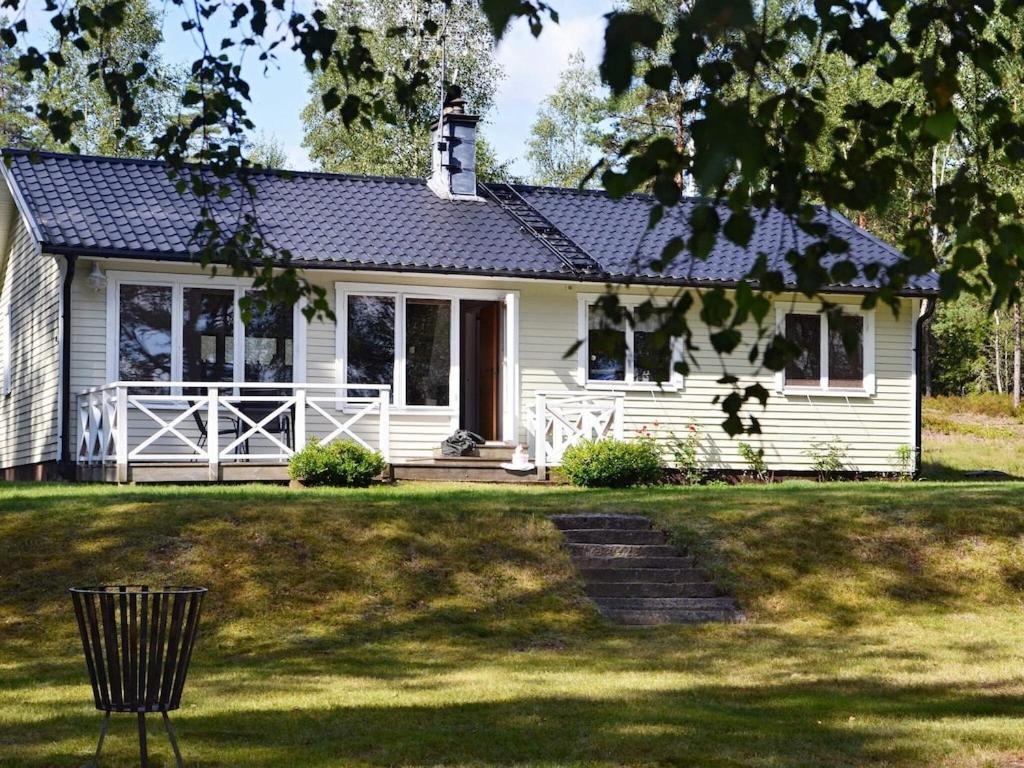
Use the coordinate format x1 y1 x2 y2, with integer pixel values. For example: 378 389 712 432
576 294 684 391
105 270 307 392
774 302 875 397
336 282 520 438
1 297 11 397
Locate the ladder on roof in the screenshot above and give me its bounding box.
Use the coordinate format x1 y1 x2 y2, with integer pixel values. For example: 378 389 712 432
480 183 603 275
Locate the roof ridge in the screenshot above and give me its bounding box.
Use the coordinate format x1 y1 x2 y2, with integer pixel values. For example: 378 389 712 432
1 147 429 186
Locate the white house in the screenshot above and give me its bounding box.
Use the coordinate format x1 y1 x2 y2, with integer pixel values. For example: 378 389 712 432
0 99 937 483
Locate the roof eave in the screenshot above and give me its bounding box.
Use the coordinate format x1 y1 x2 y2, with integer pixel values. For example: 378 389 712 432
47 243 939 297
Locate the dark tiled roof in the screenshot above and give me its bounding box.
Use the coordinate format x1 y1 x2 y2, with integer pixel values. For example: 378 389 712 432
517 185 938 293
3 149 938 294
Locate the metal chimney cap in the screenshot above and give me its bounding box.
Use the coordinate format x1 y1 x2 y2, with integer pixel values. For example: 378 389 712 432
443 85 467 114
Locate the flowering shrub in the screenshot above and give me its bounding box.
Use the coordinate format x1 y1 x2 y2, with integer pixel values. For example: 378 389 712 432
667 424 704 485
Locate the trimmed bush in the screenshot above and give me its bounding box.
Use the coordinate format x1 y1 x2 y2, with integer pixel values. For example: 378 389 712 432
288 439 386 488
559 438 663 488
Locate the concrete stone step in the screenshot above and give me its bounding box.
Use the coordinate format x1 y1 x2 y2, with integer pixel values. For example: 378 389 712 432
432 443 516 461
550 514 652 531
571 556 697 570
598 608 743 625
585 581 720 598
578 567 708 583
392 462 540 483
560 528 667 545
566 543 678 559
593 596 737 611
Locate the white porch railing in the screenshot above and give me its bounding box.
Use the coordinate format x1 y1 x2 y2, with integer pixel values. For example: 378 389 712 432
76 382 390 482
534 391 625 472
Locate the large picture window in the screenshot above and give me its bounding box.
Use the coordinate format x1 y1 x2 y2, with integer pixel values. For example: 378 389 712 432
405 298 451 406
182 287 234 385
579 296 681 388
110 276 302 389
244 291 294 384
118 284 173 383
340 289 454 409
346 295 395 399
777 306 874 394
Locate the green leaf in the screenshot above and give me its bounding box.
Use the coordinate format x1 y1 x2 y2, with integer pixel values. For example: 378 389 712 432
923 108 957 141
600 12 664 96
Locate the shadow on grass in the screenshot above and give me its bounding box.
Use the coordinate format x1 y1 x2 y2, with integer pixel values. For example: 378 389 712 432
7 676 1024 767
5 482 1024 766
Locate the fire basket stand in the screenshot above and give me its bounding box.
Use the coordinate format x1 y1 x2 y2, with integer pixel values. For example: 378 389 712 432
70 585 206 768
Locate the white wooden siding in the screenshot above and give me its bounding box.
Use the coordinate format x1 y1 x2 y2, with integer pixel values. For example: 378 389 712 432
0 217 63 470
67 260 919 472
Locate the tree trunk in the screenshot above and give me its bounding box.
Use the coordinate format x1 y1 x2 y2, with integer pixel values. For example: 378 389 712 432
1014 302 1021 410
995 310 1003 394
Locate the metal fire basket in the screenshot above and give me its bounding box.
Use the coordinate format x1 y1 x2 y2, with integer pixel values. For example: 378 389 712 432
70 585 206 767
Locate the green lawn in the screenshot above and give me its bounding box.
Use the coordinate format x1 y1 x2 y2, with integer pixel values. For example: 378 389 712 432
923 395 1024 479
3 481 1024 767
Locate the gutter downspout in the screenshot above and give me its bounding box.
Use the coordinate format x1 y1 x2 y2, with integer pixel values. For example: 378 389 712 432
58 254 76 477
914 297 936 479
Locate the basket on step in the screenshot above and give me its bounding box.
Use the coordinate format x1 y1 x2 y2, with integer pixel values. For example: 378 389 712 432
69 585 207 768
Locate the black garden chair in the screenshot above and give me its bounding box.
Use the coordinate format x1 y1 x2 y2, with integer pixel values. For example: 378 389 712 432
190 400 242 452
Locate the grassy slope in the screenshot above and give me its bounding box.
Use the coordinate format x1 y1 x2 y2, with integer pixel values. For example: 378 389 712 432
3 481 1024 767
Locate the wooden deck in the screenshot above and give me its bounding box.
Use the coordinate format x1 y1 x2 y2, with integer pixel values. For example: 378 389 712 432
78 458 546 485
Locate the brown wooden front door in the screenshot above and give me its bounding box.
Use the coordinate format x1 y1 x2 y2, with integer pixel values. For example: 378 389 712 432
459 300 502 440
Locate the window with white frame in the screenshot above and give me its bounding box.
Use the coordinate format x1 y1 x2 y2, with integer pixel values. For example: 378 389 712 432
109 275 302 388
776 304 875 394
338 287 455 408
578 296 681 388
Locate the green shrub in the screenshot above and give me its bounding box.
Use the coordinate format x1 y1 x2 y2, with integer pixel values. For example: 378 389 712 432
891 444 914 478
806 438 849 481
559 438 663 488
288 439 386 487
737 442 769 482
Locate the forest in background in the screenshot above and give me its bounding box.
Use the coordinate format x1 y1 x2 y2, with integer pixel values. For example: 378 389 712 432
0 0 1016 402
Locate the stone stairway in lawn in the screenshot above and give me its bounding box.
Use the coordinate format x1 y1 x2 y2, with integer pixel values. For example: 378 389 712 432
552 513 743 625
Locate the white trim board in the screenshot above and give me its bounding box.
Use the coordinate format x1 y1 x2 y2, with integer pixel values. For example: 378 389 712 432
773 302 876 397
104 269 307 391
575 293 685 392
336 281 519 441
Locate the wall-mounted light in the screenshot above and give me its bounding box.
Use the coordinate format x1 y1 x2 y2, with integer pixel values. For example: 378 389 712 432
87 262 106 293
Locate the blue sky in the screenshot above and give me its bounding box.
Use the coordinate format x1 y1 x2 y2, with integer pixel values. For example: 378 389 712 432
21 1 615 176
230 0 615 175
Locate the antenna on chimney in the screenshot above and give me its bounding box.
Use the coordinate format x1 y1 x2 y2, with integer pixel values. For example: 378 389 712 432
435 3 449 128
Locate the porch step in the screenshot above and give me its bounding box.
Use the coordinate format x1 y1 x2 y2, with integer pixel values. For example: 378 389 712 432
432 442 516 461
392 460 541 484
553 513 741 626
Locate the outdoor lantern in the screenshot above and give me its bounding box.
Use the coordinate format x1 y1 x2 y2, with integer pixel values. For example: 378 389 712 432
70 585 207 768
87 261 107 293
